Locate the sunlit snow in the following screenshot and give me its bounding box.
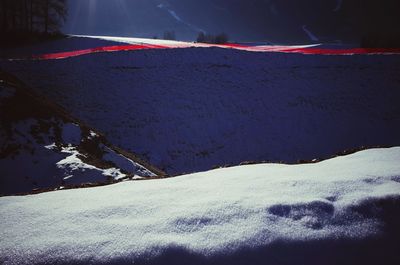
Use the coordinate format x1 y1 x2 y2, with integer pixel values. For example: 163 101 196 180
0 147 399 264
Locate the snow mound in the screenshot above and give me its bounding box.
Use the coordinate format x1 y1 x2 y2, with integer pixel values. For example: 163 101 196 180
1 147 400 265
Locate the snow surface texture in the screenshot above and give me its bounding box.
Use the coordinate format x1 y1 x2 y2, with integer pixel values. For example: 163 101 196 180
1 147 400 265
0 82 157 195
0 36 126 59
0 116 132 194
2 40 399 175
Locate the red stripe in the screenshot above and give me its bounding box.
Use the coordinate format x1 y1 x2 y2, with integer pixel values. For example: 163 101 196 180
218 43 248 48
276 47 400 55
32 44 169 60
30 44 400 60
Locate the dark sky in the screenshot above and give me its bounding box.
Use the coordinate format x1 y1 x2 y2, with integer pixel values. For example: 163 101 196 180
63 0 400 44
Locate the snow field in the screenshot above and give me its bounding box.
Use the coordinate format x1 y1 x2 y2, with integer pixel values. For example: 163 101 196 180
0 147 400 264
2 45 399 174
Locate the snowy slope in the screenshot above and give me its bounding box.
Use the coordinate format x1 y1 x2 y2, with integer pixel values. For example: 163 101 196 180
1 39 399 175
64 0 199 40
1 147 400 265
0 71 161 196
62 0 371 43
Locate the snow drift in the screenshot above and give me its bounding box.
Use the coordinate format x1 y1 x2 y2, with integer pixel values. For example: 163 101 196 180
1 147 400 265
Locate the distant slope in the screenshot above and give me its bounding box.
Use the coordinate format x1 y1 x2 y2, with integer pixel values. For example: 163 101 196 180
64 0 198 40
0 70 164 196
1 37 399 175
64 0 339 42
1 147 400 264
63 0 400 44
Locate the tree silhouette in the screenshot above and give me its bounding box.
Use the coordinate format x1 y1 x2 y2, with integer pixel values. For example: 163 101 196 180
196 32 229 44
0 0 67 35
163 30 176 40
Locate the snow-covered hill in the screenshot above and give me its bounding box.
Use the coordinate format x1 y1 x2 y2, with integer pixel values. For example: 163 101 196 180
0 70 163 196
1 36 399 175
63 0 400 44
1 147 400 265
65 0 339 42
64 0 199 40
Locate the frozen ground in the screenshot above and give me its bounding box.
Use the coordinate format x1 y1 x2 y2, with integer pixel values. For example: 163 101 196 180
0 73 160 196
1 37 399 174
1 147 400 265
